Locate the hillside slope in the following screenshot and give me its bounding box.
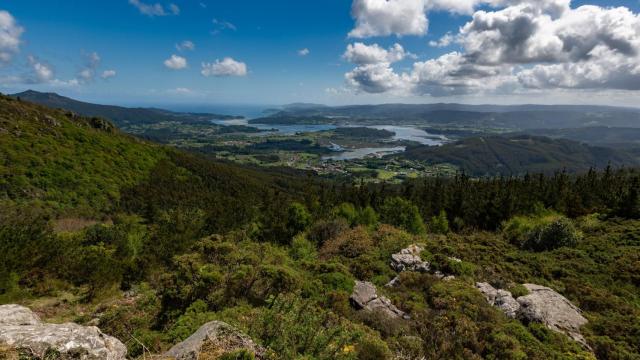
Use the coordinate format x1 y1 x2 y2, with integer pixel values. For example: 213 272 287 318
11 90 240 127
0 94 166 215
401 135 639 176
268 103 640 129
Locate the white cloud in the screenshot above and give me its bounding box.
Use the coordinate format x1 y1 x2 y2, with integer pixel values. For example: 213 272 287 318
129 0 179 17
212 19 237 34
429 33 454 47
201 57 247 77
27 56 54 83
344 0 640 96
345 62 408 93
169 4 180 15
176 40 195 52
75 51 102 83
298 48 310 56
164 54 187 70
343 43 410 65
101 70 117 79
0 11 24 64
349 0 429 38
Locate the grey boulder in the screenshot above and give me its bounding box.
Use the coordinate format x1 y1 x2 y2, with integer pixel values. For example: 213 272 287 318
475 282 520 319
164 321 267 360
390 244 430 273
517 284 589 348
350 281 409 320
0 305 126 360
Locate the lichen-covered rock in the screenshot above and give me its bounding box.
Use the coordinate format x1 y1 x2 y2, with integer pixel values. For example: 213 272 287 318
350 281 409 320
163 321 267 360
517 284 589 348
0 305 126 360
390 244 430 273
475 282 520 318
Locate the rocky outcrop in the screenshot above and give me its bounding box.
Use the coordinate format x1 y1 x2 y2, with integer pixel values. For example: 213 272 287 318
350 281 409 320
390 244 430 273
163 321 267 360
0 304 41 326
0 304 127 360
476 283 590 348
517 284 589 348
475 282 520 318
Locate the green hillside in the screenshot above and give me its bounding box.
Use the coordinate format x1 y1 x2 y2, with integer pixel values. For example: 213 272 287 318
11 90 241 127
401 135 639 176
0 96 639 359
0 94 166 215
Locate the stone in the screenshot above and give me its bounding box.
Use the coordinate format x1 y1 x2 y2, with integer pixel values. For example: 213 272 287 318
517 284 589 348
385 276 401 288
163 321 267 360
350 281 409 320
390 244 430 273
0 305 126 360
476 283 520 319
0 304 41 326
350 281 378 309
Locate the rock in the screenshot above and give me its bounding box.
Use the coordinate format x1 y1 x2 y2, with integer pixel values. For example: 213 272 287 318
350 281 379 309
385 276 401 288
350 281 409 320
390 244 430 273
164 321 267 360
0 304 41 326
0 305 126 360
476 283 520 319
517 284 589 348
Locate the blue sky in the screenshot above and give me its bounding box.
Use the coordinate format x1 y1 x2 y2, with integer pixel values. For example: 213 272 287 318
1 0 639 107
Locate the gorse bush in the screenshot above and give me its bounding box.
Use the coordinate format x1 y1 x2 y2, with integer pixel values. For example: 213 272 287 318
502 213 581 252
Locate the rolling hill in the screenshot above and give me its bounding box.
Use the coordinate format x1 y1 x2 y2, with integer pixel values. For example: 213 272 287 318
10 90 241 127
263 103 640 129
400 135 640 176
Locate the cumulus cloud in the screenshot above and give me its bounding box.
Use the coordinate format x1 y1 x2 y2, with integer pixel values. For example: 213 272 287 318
349 0 429 38
129 0 179 17
0 11 24 64
176 40 195 52
343 0 640 96
345 63 408 93
101 70 117 79
343 43 410 65
298 48 310 56
27 56 55 83
201 57 247 77
429 33 454 47
164 54 187 69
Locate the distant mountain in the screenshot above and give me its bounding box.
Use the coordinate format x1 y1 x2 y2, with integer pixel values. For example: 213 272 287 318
268 103 640 129
11 90 242 127
400 135 639 176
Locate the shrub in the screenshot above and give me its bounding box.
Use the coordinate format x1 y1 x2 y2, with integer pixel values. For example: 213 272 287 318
429 210 450 234
320 226 373 259
308 219 349 247
379 197 426 235
502 214 581 252
332 203 358 226
508 284 530 298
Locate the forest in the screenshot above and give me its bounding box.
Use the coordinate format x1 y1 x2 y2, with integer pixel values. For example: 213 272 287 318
1 94 639 359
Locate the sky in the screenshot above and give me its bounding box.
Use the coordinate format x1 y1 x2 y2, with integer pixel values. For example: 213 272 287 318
1 0 640 107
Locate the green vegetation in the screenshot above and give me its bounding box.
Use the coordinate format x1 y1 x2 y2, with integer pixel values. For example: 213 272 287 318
0 96 639 359
401 135 639 176
0 94 165 215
